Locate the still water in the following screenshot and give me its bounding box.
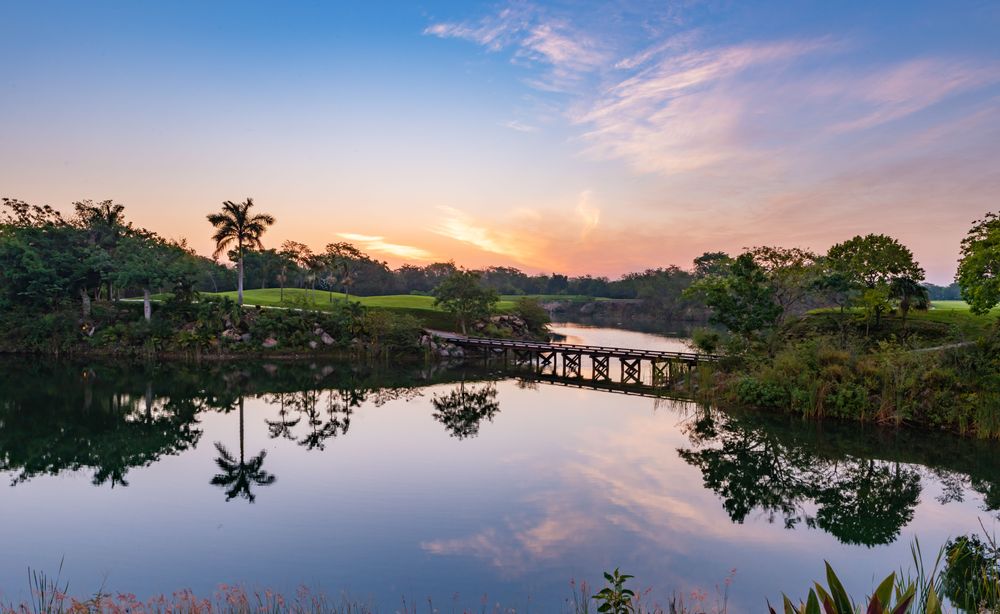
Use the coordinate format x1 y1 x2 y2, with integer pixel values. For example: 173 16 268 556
0 324 997 611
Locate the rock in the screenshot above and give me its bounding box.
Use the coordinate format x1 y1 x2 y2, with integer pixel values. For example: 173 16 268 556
240 333 252 343
221 328 242 342
314 327 324 335
308 340 318 349
262 336 278 349
321 332 335 345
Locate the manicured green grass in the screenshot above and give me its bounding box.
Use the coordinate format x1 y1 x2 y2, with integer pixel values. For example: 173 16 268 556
147 288 605 332
931 300 978 311
206 288 518 312
806 300 999 342
200 289 606 311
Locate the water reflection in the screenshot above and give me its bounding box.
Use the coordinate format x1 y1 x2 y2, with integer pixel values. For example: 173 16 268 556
678 409 999 546
211 397 276 503
0 364 202 487
1 357 999 544
431 381 500 439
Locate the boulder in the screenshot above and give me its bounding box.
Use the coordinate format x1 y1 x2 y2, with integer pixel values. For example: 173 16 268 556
262 336 278 349
321 332 335 345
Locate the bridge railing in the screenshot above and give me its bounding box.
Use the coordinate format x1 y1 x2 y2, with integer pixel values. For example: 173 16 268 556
452 335 721 362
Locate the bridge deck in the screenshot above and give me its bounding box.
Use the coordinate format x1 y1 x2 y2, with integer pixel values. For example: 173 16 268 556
424 329 719 363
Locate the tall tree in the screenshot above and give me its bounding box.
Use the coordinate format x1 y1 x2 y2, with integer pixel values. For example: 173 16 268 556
685 253 781 341
325 242 365 303
432 270 499 335
746 246 819 325
889 277 930 329
73 199 129 301
956 212 1000 315
826 234 924 327
206 198 275 306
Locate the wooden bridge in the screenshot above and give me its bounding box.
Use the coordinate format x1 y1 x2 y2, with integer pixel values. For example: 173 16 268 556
425 330 720 388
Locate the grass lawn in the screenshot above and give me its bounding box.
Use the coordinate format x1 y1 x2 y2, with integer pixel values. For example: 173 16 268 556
804 300 998 343
201 288 604 311
206 288 516 312
172 288 608 331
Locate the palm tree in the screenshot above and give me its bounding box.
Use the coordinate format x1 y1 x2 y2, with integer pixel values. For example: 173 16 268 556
889 277 930 329
210 397 276 503
206 198 275 306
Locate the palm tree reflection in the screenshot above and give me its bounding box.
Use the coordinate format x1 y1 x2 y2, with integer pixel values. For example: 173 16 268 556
211 397 276 503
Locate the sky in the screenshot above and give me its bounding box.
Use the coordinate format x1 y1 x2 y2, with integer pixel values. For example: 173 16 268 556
2 1 999 284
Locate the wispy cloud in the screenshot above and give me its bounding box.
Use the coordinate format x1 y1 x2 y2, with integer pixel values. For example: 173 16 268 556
431 191 603 269
425 4 607 90
424 2 1000 279
501 119 538 132
575 190 600 239
336 233 433 261
827 58 1000 133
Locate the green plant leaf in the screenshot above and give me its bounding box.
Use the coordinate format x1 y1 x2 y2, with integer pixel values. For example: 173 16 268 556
824 562 853 614
813 584 835 614
873 573 895 609
925 585 942 614
890 591 914 614
805 590 821 614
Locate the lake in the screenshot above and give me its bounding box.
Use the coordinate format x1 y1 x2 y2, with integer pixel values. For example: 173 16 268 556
0 323 997 611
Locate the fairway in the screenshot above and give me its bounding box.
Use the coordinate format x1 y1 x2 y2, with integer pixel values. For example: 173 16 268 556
202 288 605 313
199 288 585 312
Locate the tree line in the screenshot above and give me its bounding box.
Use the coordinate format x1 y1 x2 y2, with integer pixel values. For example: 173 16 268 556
3 195 998 331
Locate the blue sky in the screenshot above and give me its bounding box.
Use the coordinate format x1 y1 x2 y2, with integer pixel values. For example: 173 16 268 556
2 1 999 282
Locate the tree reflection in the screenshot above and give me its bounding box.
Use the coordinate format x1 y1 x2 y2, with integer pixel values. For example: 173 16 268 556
0 366 202 487
678 411 922 546
815 460 920 546
431 382 499 439
265 389 352 451
211 397 276 503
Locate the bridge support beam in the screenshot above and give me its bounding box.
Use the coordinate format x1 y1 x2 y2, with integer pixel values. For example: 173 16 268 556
592 355 610 381
621 358 641 384
652 361 668 387
562 352 582 378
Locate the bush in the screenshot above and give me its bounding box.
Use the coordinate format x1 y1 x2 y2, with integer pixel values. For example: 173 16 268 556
691 327 723 354
512 297 550 335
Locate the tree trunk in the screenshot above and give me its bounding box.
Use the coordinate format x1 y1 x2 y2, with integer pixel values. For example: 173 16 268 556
237 254 245 306
459 316 467 335
145 381 154 420
143 287 152 322
238 397 245 464
81 288 92 318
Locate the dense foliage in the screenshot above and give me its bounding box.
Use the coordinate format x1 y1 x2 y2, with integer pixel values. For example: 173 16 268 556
957 211 1000 315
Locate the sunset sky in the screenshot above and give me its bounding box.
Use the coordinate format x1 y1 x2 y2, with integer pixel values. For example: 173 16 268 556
2 1 999 283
